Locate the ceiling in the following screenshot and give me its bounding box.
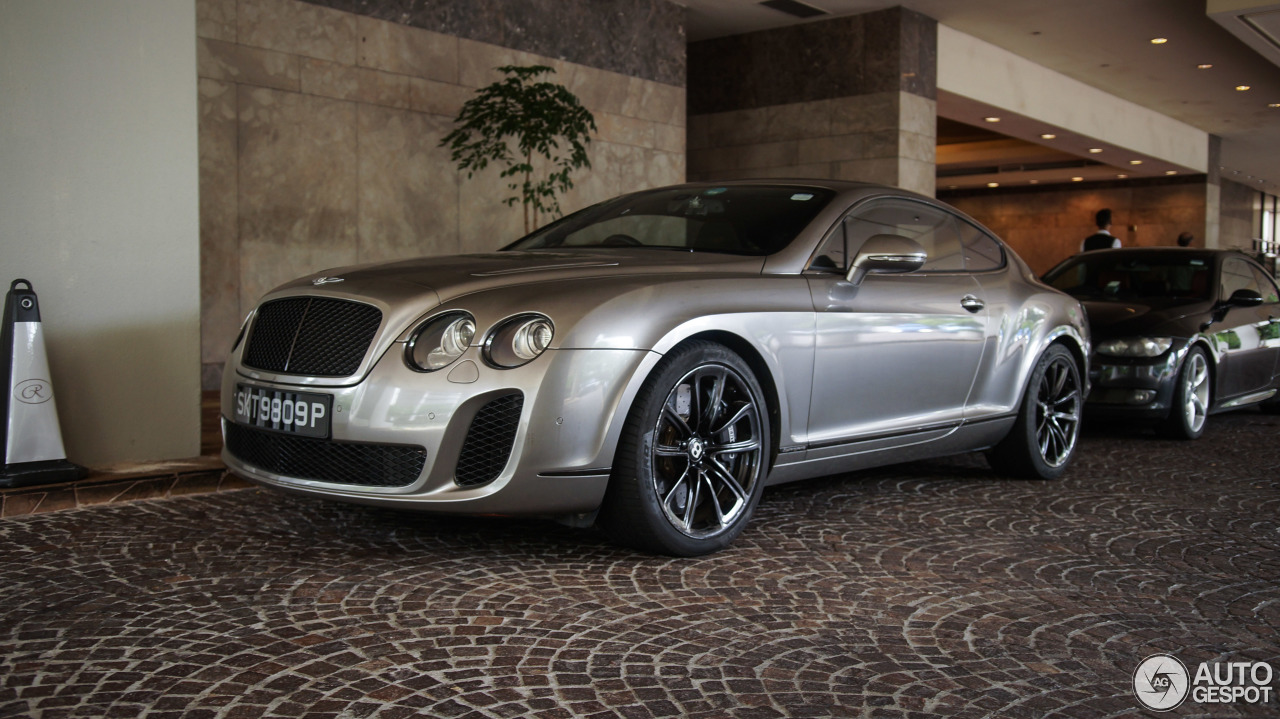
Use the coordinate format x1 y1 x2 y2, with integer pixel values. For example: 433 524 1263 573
679 0 1280 193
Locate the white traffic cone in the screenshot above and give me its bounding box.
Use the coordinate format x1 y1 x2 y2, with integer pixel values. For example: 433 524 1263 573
1 279 85 488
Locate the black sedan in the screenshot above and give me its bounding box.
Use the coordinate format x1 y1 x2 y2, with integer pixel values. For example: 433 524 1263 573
1043 248 1280 438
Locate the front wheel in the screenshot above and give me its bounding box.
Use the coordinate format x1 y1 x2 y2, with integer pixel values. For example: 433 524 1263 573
597 341 770 556
1162 346 1210 439
987 344 1083 479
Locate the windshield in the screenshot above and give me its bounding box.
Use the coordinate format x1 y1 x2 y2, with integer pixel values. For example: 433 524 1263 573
1044 254 1213 301
504 186 835 256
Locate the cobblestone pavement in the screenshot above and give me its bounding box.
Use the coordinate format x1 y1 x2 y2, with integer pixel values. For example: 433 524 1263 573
3 411 1279 719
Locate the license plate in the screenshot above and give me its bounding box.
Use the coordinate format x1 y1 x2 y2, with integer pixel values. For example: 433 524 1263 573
233 384 332 438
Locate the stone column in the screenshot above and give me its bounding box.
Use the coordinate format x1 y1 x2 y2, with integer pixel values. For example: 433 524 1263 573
687 7 937 196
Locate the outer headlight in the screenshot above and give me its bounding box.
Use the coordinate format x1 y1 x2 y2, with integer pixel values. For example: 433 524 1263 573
484 314 554 368
406 312 475 371
1095 337 1173 358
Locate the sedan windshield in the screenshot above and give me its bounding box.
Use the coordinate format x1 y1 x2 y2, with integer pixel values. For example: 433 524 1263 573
1044 254 1213 301
504 186 835 256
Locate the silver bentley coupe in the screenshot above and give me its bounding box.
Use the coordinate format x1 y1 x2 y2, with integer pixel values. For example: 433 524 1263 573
222 180 1089 555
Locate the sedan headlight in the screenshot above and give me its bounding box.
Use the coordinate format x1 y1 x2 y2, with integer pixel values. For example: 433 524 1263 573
484 314 554 368
1095 337 1173 358
406 312 475 371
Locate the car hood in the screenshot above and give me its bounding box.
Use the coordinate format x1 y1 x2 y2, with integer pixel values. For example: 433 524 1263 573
1082 298 1210 340
267 250 767 306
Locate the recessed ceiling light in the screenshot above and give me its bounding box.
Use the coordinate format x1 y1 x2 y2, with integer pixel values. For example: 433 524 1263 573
1029 180 1039 184
1117 174 1128 179
1165 170 1178 175
1197 64 1213 70
1270 103 1280 108
1071 177 1084 182
987 182 1000 188
984 117 1001 123
1237 85 1251 91
1088 148 1103 154
1151 37 1168 44
1040 133 1057 139
1129 160 1144 165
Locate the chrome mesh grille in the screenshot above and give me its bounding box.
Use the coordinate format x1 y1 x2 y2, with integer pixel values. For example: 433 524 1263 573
225 422 426 488
455 394 524 487
243 297 382 377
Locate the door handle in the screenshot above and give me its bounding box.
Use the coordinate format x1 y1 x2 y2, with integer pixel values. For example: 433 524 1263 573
961 295 985 313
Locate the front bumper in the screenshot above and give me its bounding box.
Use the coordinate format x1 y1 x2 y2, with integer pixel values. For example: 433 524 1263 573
1084 344 1186 420
221 343 656 517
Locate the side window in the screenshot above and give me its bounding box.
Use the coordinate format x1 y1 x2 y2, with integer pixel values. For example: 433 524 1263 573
810 200 965 273
1220 258 1262 300
958 220 1005 271
1248 264 1280 304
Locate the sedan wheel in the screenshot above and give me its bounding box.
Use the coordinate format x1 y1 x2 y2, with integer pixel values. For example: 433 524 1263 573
1163 347 1210 439
598 341 770 556
988 345 1082 479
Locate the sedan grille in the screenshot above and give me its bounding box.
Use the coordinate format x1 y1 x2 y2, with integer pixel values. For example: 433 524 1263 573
455 393 524 487
225 422 426 488
243 297 382 377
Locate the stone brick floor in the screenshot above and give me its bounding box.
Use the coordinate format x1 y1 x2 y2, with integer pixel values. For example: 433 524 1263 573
2 411 1278 718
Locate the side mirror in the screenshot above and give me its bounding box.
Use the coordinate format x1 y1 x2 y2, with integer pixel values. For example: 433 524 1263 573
1201 288 1266 331
847 234 927 285
1226 288 1264 308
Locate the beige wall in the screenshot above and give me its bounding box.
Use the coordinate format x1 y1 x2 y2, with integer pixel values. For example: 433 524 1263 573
687 92 937 195
0 0 201 467
198 0 686 388
1219 178 1259 252
946 182 1210 275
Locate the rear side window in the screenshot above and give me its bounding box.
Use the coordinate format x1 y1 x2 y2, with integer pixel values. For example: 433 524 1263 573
958 220 1005 271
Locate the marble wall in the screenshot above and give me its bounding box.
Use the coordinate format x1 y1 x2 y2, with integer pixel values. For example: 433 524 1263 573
686 8 937 196
197 0 686 388
942 179 1211 275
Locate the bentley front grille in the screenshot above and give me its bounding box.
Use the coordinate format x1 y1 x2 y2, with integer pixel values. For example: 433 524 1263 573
225 422 426 488
455 393 524 487
243 297 382 377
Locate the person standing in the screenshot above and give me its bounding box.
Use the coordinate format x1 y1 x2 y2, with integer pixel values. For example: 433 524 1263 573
1081 209 1121 252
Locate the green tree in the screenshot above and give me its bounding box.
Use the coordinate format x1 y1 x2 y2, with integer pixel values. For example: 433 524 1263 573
441 65 597 234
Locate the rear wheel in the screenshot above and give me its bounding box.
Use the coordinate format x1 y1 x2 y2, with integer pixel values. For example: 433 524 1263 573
987 344 1082 479
1162 346 1210 439
597 341 770 556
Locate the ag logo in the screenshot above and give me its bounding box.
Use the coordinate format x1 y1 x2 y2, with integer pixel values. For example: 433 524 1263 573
14 379 52 405
1134 653 1190 711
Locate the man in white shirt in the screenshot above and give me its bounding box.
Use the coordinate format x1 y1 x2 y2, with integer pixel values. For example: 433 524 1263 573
1081 209 1121 252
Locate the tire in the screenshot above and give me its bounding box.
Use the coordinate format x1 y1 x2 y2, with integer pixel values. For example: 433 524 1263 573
987 344 1083 479
597 341 770 556
1162 346 1211 439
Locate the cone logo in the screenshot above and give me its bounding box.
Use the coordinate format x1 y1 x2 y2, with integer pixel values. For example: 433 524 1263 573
14 378 52 404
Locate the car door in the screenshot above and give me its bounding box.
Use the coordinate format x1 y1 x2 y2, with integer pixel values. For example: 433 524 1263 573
1211 257 1280 399
804 199 989 448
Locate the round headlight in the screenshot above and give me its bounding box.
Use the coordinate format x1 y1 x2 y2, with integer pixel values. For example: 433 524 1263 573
1096 337 1173 358
485 314 554 368
406 312 475 371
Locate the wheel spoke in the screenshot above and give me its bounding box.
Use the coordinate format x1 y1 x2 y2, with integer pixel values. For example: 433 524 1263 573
712 401 753 435
660 467 692 518
709 438 761 455
681 469 701 529
706 459 748 504
661 403 693 440
700 367 727 431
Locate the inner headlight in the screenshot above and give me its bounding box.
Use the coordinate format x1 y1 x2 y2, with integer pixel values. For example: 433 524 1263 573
484 314 554 368
406 312 475 371
1096 337 1173 358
